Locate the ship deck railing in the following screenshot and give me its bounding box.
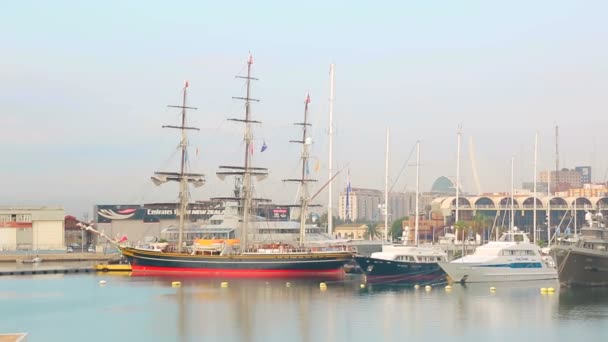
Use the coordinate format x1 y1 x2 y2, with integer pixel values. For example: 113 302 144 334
242 246 355 254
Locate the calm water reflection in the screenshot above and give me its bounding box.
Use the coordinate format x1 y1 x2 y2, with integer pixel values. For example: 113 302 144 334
0 273 606 342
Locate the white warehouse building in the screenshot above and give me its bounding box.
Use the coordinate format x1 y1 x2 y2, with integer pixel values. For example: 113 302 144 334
0 206 65 251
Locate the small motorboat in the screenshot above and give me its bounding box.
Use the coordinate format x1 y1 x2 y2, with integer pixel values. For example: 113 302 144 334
20 257 43 264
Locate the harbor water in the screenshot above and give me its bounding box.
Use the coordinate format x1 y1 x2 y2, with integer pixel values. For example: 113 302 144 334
1 271 607 342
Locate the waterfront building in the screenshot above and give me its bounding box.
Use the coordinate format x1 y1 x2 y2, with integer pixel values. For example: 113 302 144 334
430 194 608 242
94 202 229 245
540 169 583 193
522 181 549 194
575 166 592 184
0 206 65 251
333 223 368 240
557 183 608 198
338 188 412 223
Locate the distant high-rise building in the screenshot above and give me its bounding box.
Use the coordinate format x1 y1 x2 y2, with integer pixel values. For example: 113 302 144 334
575 166 592 184
338 188 412 222
540 169 582 193
522 182 549 194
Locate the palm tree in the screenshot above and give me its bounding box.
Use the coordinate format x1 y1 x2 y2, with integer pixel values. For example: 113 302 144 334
454 220 469 242
364 223 381 240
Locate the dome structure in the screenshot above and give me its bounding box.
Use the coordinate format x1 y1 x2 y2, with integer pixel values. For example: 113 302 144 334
431 176 457 195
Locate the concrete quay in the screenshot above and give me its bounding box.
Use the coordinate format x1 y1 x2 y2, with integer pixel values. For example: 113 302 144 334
0 253 120 263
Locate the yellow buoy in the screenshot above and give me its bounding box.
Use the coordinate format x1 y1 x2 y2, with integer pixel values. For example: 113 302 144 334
490 286 497 292
171 281 181 287
445 285 452 291
220 281 229 288
540 287 548 294
425 285 432 291
414 284 420 290
547 287 555 293
99 280 107 285
286 282 291 287
360 284 366 289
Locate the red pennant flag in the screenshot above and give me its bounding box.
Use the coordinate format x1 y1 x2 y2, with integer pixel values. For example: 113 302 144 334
305 93 311 104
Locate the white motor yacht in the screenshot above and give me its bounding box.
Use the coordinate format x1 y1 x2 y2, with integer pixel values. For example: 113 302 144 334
438 229 557 283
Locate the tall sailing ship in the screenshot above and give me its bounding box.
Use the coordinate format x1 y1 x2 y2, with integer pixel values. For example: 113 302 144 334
119 54 354 277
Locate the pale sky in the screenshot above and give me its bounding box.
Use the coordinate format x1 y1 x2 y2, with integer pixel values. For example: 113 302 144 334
2 1 607 217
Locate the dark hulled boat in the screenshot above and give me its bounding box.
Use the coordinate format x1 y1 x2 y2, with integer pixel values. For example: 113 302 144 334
121 246 353 277
551 212 608 287
120 54 353 277
355 245 447 285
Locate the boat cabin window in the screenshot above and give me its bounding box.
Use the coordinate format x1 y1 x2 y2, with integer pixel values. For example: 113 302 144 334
502 250 535 256
396 255 416 262
499 233 525 242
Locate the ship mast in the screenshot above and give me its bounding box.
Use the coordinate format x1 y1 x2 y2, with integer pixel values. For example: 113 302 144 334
284 94 318 245
151 82 205 253
327 64 335 237
216 54 268 250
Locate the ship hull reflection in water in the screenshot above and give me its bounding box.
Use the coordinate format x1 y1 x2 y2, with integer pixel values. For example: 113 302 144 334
5 276 608 341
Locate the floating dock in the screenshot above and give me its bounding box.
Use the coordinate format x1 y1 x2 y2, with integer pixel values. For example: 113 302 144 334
0 267 96 276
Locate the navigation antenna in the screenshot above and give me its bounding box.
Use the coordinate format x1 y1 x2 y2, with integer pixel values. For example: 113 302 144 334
216 54 269 250
151 82 205 253
283 93 319 245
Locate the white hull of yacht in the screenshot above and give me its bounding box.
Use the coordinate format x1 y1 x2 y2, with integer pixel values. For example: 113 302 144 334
439 262 557 283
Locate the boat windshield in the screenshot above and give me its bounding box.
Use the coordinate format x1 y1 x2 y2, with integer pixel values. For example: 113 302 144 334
499 232 527 242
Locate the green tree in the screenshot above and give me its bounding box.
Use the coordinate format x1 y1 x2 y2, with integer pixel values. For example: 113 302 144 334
390 216 408 241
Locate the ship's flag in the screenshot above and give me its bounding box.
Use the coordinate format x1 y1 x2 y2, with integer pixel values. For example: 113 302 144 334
184 80 189 89
305 93 311 104
261 141 267 152
118 235 128 243
248 52 254 65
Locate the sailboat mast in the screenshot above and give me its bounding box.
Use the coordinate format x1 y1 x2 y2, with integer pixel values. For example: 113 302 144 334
384 128 390 242
511 155 515 232
177 85 189 253
215 54 267 250
284 94 315 245
456 127 461 226
241 55 254 250
155 81 203 253
547 169 551 248
533 132 538 243
299 95 311 245
415 140 420 247
327 64 335 237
